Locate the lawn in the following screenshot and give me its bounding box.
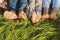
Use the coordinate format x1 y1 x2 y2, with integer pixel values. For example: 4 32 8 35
0 10 60 40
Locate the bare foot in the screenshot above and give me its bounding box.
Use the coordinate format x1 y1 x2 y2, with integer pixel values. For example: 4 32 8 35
18 10 27 20
49 8 58 19
49 13 57 19
36 12 41 23
4 11 18 19
0 1 7 9
42 14 49 19
31 12 37 23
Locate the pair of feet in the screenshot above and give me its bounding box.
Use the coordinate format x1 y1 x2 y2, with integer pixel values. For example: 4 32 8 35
31 12 41 23
42 13 57 19
31 12 57 23
4 10 27 20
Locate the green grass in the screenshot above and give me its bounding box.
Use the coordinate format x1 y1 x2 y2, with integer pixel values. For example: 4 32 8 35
0 11 60 40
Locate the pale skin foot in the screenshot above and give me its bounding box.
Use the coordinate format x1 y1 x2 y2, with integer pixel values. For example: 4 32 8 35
35 12 41 23
18 10 27 20
42 14 49 19
4 11 18 19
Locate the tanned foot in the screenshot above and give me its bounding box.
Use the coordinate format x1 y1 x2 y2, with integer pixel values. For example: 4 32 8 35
4 11 18 19
18 10 27 20
42 14 49 19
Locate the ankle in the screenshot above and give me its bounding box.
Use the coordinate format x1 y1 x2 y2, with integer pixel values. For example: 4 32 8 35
43 7 49 15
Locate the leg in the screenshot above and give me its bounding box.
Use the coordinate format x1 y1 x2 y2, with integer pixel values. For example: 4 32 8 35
52 0 60 8
27 0 36 23
35 0 42 22
43 0 51 8
19 0 27 10
42 0 51 19
29 0 35 18
9 0 18 10
50 0 60 19
18 0 27 20
35 0 42 12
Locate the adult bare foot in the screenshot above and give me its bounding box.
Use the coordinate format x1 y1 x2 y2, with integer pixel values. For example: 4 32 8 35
31 12 37 23
4 10 18 19
18 10 27 20
36 12 41 23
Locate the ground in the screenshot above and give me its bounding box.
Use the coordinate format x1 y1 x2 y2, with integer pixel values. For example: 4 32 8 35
0 10 60 40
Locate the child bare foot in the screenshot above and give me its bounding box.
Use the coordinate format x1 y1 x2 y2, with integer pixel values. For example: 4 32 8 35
31 12 37 23
4 10 18 19
36 12 41 23
42 14 49 19
18 10 27 20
